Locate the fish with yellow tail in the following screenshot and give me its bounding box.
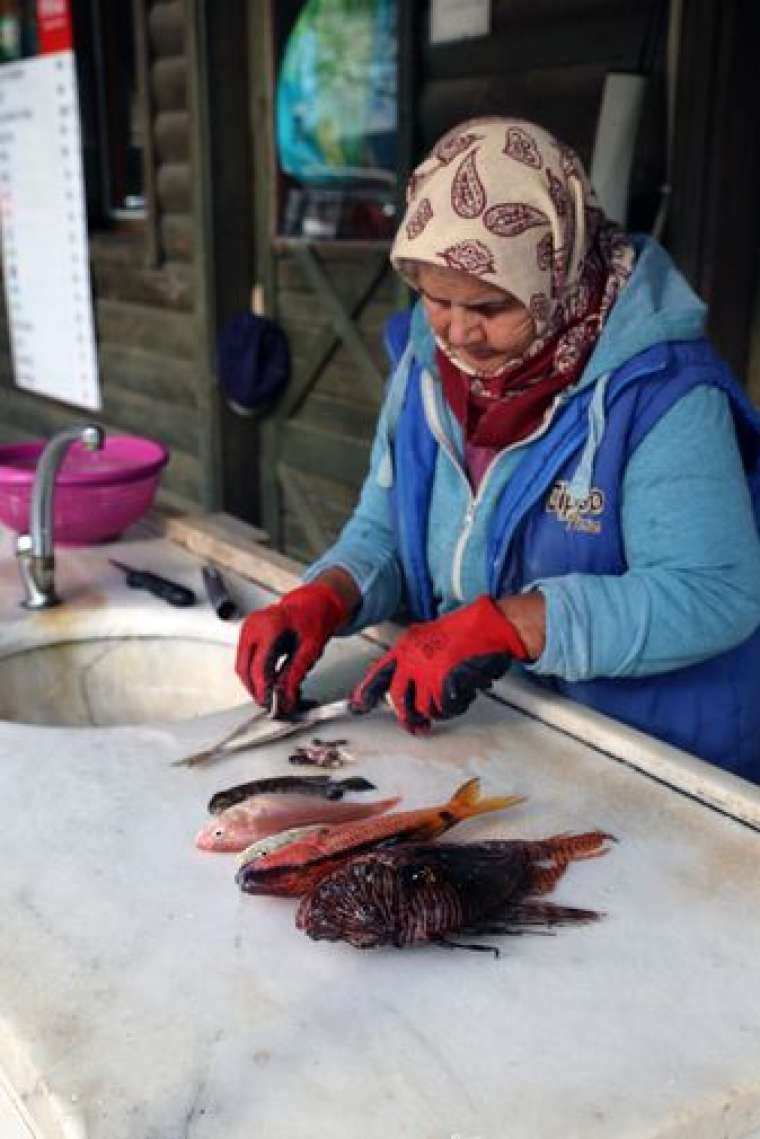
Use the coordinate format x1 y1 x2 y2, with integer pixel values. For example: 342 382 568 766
235 777 524 897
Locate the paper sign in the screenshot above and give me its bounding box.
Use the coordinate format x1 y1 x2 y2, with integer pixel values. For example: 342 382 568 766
430 0 491 44
0 1 100 411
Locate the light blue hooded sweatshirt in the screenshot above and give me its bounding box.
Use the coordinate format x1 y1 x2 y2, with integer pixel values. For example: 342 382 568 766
305 238 760 689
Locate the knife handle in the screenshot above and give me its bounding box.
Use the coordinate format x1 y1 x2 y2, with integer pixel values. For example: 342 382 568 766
124 569 196 607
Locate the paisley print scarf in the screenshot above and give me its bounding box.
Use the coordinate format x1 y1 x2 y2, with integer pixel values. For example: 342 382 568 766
390 118 635 454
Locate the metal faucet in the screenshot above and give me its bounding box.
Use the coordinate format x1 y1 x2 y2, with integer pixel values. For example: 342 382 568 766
16 423 105 608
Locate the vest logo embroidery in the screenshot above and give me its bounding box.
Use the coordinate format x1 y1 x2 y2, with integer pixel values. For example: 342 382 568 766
546 480 605 533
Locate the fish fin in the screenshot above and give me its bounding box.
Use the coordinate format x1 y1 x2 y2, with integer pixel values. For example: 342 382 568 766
338 777 376 793
449 777 525 820
432 936 500 960
478 901 604 932
537 831 616 864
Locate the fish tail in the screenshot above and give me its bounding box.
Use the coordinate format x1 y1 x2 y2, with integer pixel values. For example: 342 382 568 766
538 831 616 865
449 777 525 821
465 901 604 936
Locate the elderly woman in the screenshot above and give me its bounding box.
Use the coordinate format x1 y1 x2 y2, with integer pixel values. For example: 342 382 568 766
236 118 760 782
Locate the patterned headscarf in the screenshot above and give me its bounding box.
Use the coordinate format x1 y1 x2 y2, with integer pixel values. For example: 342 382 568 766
391 118 635 382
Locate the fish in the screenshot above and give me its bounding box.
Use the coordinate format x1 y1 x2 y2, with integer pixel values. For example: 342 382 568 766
296 831 614 955
208 774 375 815
195 793 401 854
237 824 332 868
235 777 524 897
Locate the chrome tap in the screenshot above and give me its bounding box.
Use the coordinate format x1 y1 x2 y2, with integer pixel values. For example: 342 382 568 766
16 424 105 608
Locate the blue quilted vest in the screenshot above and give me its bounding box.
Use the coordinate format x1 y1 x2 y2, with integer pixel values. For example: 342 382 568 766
389 327 760 782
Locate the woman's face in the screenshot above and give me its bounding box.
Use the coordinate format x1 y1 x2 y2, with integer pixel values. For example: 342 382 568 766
417 263 536 374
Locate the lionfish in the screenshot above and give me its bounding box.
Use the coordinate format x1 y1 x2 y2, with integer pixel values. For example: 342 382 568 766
296 831 614 957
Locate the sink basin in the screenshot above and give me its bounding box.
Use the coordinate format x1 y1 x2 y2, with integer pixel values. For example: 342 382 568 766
0 618 249 727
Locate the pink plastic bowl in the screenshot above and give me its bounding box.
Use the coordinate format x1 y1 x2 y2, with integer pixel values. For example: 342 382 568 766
0 435 170 545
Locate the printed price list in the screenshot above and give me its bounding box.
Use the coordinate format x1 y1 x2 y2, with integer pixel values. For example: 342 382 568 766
0 49 100 409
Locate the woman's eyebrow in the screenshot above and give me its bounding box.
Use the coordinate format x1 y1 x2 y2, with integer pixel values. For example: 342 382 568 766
421 289 509 307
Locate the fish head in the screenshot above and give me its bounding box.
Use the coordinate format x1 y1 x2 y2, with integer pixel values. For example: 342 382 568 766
238 824 330 869
246 831 327 872
296 855 401 948
195 812 250 853
235 858 327 897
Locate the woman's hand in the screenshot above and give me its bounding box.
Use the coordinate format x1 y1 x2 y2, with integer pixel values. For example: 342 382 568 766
350 594 541 733
235 575 356 713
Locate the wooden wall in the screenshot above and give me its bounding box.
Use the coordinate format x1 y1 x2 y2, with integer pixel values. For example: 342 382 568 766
266 247 397 562
0 0 206 512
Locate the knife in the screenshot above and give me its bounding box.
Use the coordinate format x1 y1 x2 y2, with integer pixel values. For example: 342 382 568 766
109 559 196 607
201 564 239 620
172 697 359 767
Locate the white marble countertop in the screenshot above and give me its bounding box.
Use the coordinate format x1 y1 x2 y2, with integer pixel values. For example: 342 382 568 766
1 520 760 1139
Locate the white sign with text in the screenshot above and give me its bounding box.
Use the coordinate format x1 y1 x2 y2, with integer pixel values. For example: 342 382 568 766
0 50 100 410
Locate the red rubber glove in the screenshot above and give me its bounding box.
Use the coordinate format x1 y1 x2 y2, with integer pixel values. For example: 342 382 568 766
235 583 351 713
350 595 529 733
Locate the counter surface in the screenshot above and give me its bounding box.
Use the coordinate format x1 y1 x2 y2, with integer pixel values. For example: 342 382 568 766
1 524 760 1139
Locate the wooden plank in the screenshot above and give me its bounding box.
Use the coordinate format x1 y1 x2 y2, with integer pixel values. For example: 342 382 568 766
156 160 193 213
99 386 198 453
277 462 331 558
98 344 198 407
89 229 152 266
134 0 161 267
92 259 194 311
291 245 386 403
0 363 197 456
280 296 396 349
159 448 202 501
276 256 397 303
148 0 186 58
166 511 307 594
0 380 197 483
289 393 376 444
418 65 608 161
154 110 191 162
279 421 371 487
259 419 283 551
160 213 194 261
151 57 187 112
277 258 391 419
423 5 653 80
95 298 197 360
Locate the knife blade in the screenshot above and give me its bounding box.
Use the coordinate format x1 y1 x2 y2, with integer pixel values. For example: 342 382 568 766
172 698 356 768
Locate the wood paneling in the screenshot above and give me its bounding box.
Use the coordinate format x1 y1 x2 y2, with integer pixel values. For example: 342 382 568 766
91 259 194 311
160 213 194 261
155 110 191 162
95 299 196 361
151 57 187 112
148 0 186 57
156 161 193 213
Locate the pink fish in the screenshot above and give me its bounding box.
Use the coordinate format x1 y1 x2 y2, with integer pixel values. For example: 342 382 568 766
195 793 401 853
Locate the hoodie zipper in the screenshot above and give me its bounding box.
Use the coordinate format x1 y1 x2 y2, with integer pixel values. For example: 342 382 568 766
421 372 569 601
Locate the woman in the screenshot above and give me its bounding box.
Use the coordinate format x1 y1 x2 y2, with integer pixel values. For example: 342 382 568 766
236 118 760 782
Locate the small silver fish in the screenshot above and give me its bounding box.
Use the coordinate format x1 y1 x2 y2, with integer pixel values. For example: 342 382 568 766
237 824 330 869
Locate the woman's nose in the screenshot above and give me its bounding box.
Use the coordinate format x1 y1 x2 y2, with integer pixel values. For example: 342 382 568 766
447 305 482 347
